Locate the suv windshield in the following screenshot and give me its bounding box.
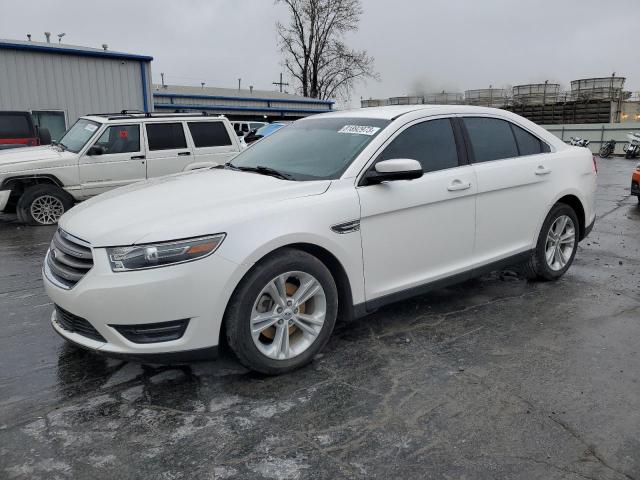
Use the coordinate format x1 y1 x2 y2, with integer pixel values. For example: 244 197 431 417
58 119 101 152
230 117 390 181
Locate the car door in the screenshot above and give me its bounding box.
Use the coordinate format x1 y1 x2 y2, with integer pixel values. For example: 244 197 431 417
79 124 146 197
186 120 239 167
144 122 193 178
357 117 477 303
462 116 556 264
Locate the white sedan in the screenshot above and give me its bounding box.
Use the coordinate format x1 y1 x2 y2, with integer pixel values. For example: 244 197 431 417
43 105 597 374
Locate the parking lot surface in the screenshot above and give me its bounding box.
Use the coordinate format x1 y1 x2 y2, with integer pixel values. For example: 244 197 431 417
0 158 638 480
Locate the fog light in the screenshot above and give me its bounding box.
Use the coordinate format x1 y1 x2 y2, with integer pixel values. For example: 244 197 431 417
111 319 190 344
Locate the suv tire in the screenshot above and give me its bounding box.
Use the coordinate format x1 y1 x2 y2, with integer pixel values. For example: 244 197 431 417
521 203 579 281
17 184 74 226
225 248 338 375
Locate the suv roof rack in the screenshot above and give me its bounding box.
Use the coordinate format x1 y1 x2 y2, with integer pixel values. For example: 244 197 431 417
86 111 223 120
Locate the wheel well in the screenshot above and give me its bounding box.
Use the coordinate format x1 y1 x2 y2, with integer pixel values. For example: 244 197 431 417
3 176 62 203
286 243 354 321
557 195 586 240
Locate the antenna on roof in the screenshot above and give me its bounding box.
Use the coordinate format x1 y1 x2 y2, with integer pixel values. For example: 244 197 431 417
44 32 51 43
26 34 32 41
102 44 108 51
57 33 66 43
201 82 205 89
250 85 254 93
160 72 165 88
238 78 242 91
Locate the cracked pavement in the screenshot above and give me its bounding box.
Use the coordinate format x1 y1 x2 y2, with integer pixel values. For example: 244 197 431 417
0 158 639 479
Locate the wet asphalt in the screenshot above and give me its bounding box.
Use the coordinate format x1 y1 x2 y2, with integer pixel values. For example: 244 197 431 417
0 158 639 480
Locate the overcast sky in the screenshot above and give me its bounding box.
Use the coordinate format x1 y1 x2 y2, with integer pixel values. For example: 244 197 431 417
1 0 638 108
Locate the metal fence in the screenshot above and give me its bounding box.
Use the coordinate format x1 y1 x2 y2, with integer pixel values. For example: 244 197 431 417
542 122 640 155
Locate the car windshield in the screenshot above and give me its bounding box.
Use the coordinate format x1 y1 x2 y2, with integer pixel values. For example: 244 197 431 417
230 117 389 180
58 119 101 152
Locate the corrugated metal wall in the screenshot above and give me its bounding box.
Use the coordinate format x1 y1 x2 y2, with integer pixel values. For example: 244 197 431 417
0 48 152 127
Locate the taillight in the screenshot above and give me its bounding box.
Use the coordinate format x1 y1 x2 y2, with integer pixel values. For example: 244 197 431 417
592 155 597 174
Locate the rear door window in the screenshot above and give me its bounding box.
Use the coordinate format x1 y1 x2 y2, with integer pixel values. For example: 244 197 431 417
146 123 187 151
187 121 232 148
463 117 519 162
510 124 544 156
377 118 460 173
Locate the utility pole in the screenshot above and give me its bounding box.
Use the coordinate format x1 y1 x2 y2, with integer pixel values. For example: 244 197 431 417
273 73 289 93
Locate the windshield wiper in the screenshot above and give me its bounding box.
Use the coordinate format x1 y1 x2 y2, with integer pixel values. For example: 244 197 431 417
225 163 291 180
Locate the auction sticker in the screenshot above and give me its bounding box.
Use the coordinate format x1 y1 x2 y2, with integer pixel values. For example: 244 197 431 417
84 124 98 132
338 125 380 136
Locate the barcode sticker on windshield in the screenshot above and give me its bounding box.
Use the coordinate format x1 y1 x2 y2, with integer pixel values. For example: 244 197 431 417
84 124 98 132
338 125 380 136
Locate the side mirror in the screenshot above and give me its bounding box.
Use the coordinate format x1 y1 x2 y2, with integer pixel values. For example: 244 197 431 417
363 159 423 185
87 145 105 156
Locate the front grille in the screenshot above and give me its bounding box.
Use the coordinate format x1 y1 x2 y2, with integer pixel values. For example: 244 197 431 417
47 229 93 288
54 305 106 342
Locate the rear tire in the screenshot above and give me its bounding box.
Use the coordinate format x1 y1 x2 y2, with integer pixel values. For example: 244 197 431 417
225 248 338 375
16 184 74 226
521 203 579 281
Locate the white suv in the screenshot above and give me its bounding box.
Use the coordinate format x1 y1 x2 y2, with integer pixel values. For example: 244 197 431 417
43 105 597 374
0 112 242 225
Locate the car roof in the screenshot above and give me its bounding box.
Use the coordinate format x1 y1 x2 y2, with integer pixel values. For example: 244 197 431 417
82 113 228 124
313 104 517 120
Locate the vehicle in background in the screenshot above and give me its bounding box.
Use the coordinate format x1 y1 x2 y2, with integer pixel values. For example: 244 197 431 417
243 122 287 145
231 121 267 137
632 163 640 204
0 111 51 150
42 105 597 374
599 139 616 158
0 112 242 225
623 132 640 159
569 137 590 148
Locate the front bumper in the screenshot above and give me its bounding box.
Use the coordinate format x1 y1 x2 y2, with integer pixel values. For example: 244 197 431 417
43 247 248 358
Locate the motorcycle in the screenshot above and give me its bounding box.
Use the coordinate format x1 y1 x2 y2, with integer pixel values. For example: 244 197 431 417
599 139 616 158
569 137 590 148
623 132 640 159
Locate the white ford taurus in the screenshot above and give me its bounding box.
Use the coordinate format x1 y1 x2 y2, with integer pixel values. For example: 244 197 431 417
43 105 597 374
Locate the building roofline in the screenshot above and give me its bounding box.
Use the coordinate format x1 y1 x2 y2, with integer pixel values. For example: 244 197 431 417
0 41 153 62
153 92 334 105
154 103 332 114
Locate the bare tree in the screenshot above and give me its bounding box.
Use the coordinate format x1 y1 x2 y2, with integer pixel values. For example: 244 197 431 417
276 0 378 101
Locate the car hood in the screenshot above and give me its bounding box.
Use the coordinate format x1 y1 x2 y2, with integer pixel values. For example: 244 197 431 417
60 168 331 246
0 145 75 171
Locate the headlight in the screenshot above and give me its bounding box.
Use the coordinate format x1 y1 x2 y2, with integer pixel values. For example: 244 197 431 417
107 234 225 272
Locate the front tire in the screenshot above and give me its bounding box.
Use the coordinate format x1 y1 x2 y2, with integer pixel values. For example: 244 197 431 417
225 248 338 374
521 203 579 281
16 184 74 226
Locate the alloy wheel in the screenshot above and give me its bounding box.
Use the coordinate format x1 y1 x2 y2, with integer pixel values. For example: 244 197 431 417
250 271 327 360
544 215 576 271
30 195 65 225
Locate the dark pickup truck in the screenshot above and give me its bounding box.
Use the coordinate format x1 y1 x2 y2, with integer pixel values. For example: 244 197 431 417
0 111 51 150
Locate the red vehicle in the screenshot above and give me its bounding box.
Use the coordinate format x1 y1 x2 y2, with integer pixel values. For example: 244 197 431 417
0 111 51 150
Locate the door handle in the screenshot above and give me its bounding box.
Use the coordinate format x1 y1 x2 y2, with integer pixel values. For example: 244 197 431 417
535 166 552 175
447 180 472 191
131 155 145 160
178 151 191 156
